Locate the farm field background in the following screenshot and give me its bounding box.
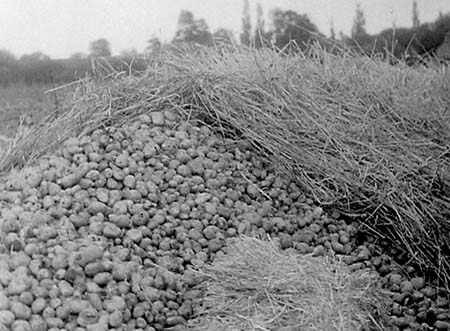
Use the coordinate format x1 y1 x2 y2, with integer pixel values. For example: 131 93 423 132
0 84 68 138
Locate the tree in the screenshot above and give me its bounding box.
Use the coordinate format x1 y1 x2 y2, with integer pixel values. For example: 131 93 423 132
374 27 417 60
20 52 51 62
173 10 212 45
254 3 266 47
240 0 251 46
146 37 162 55
195 18 212 45
18 52 54 85
268 9 319 50
89 38 111 57
0 49 16 66
351 3 367 39
412 0 420 28
0 49 17 86
349 3 373 49
120 48 138 58
213 28 235 45
70 52 88 60
178 10 194 27
330 19 336 40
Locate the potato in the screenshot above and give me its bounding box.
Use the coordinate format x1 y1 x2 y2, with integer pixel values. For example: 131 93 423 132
0 219 20 234
0 310 14 326
31 298 47 314
7 275 31 296
11 320 31 331
66 298 91 314
77 307 99 326
72 245 104 267
10 301 31 320
59 164 90 188
29 315 47 331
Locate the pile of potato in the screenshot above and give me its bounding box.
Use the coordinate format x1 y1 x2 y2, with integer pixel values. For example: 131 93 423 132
0 111 447 331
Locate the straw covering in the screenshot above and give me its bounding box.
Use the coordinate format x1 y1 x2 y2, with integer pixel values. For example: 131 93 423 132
1 45 450 288
188 236 391 331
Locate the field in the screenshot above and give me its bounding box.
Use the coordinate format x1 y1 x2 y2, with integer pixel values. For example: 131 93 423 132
0 46 449 330
0 84 60 136
0 84 73 157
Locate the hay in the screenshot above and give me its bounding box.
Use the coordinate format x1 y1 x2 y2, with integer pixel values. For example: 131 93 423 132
1 45 449 288
187 236 391 331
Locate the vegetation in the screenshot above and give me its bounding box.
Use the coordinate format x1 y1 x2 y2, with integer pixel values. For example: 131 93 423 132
1 2 449 87
173 11 213 46
89 38 112 57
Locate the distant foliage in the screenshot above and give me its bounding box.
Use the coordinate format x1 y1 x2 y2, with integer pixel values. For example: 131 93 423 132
412 0 420 28
351 3 366 39
254 3 266 48
432 12 450 47
20 52 51 62
173 10 213 46
0 49 18 87
0 53 145 87
0 49 17 65
145 37 162 56
268 9 319 51
89 38 111 57
371 12 450 62
240 0 252 46
70 53 88 60
349 3 372 48
120 49 138 58
330 20 336 40
374 28 416 59
212 28 236 46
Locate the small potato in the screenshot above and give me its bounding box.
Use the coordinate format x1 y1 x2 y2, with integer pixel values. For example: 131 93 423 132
0 310 14 326
29 315 47 331
73 246 104 267
10 301 32 320
31 298 47 314
7 275 31 296
11 320 31 331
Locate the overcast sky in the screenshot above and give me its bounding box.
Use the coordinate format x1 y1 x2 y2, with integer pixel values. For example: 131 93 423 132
0 0 449 59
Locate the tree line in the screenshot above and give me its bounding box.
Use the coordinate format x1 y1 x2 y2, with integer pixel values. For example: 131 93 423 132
345 2 450 63
140 0 450 62
1 1 449 86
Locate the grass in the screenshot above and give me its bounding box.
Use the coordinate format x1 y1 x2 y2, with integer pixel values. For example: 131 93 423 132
1 44 449 290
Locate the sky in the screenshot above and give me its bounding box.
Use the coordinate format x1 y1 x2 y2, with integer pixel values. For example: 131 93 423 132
0 0 449 59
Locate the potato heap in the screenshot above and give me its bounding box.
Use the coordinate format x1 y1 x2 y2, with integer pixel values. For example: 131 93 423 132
0 111 447 331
